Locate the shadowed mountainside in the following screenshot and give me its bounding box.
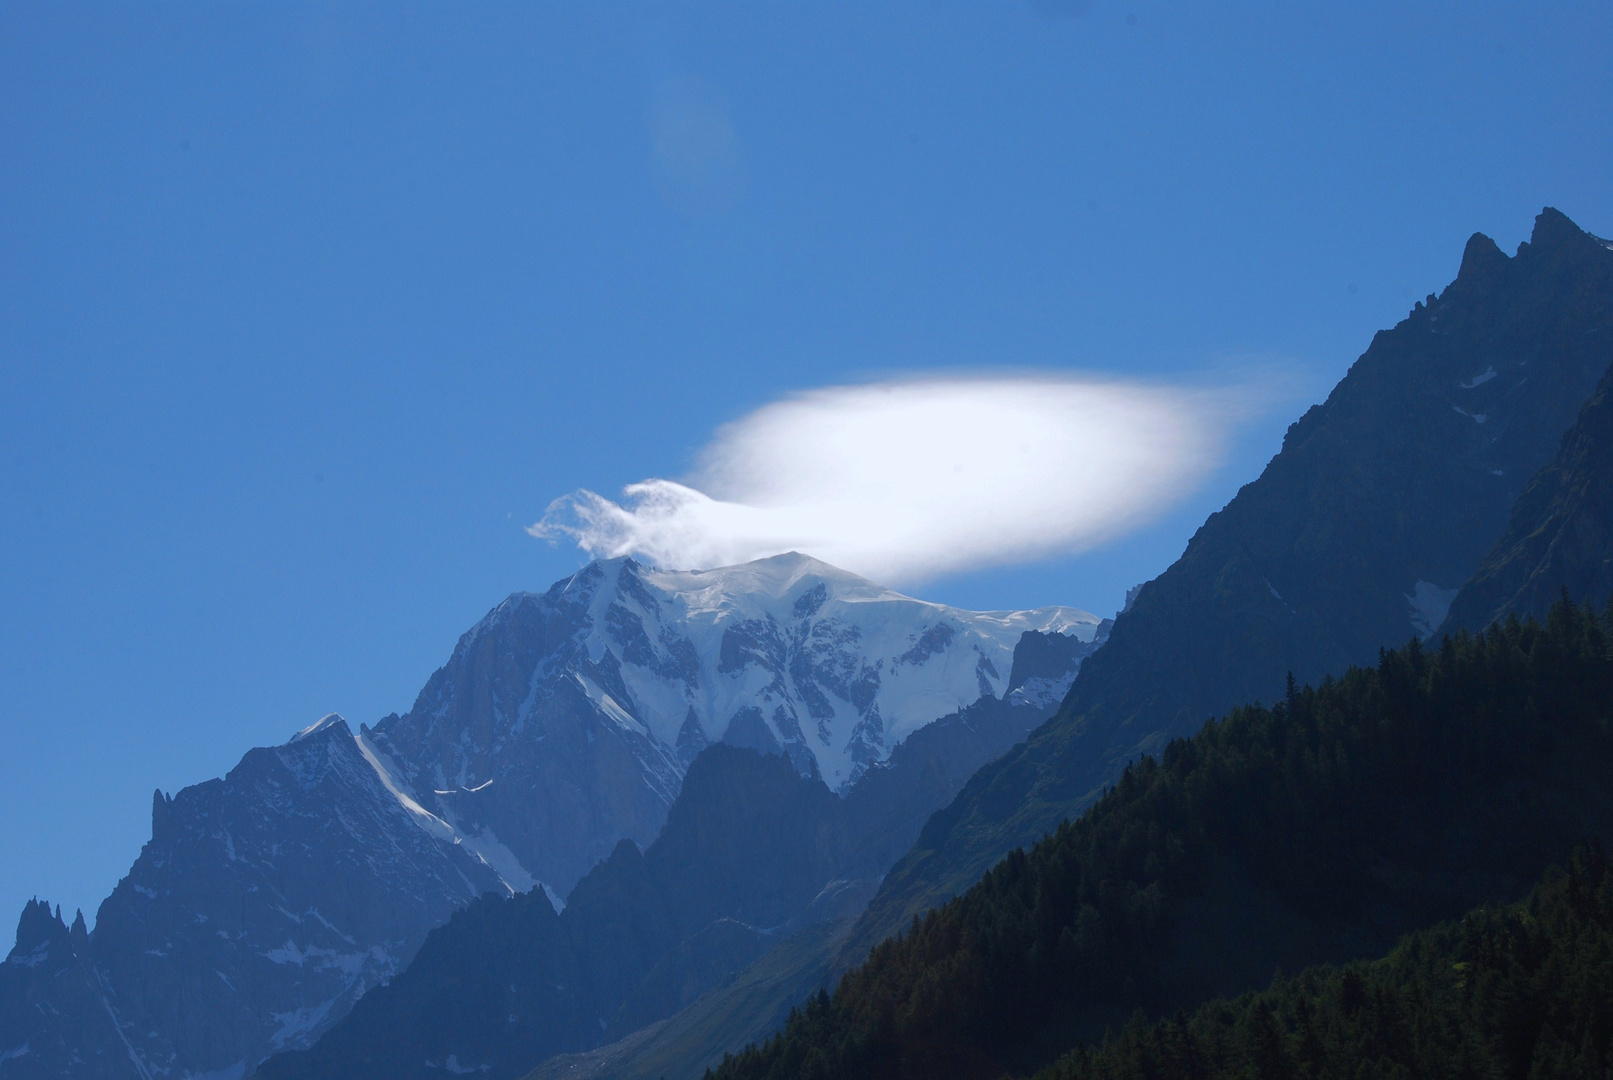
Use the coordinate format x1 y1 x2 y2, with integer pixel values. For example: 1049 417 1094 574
254 629 1100 1080
1443 345 1613 631
710 601 1613 1080
853 208 1613 954
1 558 1095 1080
1041 841 1613 1080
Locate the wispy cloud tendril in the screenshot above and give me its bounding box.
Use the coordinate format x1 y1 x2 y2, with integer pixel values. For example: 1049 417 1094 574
532 375 1250 584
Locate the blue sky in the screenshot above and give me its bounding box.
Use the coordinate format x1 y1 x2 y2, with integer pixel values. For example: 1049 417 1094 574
2 1 1610 926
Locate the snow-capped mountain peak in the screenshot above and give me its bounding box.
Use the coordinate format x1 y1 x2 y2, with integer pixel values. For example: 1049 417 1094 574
573 553 1097 787
363 553 1096 896
1 552 1101 1079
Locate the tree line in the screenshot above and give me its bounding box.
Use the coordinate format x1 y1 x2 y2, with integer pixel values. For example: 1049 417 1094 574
707 601 1613 1080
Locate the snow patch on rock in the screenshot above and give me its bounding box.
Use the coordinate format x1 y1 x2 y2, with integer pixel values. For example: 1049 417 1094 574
1407 580 1460 640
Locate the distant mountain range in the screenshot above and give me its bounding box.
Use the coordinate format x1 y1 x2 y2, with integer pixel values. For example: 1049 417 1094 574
255 745 869 1080
246 621 1100 1080
0 555 1096 1080
851 207 1613 953
7 207 1613 1080
364 552 1094 897
709 600 1613 1080
524 207 1613 1080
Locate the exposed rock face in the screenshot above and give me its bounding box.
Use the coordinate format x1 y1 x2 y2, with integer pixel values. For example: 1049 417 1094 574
840 626 1102 878
1442 348 1613 631
1074 209 1613 740
501 628 1109 1080
253 747 855 1080
2 718 501 1080
3 556 1095 1079
253 627 1103 1080
853 207 1613 952
364 553 1094 895
0 902 132 1080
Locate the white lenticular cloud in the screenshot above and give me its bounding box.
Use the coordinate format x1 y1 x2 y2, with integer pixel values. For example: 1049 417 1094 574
532 376 1245 585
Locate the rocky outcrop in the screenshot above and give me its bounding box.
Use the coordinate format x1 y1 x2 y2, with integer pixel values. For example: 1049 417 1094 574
4 556 1096 1079
1442 339 1613 631
853 207 1613 954
0 902 135 1080
2 717 502 1079
254 746 855 1080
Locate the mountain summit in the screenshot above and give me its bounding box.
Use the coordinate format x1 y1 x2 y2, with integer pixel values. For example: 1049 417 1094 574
0 555 1095 1080
360 553 1093 900
853 206 1613 948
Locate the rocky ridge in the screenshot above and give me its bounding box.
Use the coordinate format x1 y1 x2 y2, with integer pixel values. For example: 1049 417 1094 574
253 619 1104 1080
362 552 1093 895
852 207 1613 954
1442 338 1613 631
2 555 1095 1079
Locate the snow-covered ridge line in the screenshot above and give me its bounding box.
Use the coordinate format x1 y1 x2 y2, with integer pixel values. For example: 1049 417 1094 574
419 551 1099 790
354 724 539 896
1 551 1097 1078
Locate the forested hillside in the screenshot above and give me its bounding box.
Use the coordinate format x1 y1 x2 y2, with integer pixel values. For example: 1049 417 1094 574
1042 841 1613 1080
710 601 1613 1080
857 209 1613 948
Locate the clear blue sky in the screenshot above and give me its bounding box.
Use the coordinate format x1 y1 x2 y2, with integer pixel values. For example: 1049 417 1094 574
3 1 1610 926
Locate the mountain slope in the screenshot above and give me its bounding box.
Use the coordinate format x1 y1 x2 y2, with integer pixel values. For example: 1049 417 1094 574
367 553 1093 896
503 659 1095 1080
838 628 1102 880
1042 842 1613 1080
1 718 503 1080
254 630 1102 1080
523 918 854 1080
1442 347 1613 631
254 746 854 1080
853 208 1613 950
3 556 1093 1080
710 602 1613 1080
0 903 136 1080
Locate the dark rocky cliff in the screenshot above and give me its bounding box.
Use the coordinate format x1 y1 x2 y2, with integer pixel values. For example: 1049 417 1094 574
2 718 501 1080
1443 321 1613 630
854 208 1613 951
254 746 849 1080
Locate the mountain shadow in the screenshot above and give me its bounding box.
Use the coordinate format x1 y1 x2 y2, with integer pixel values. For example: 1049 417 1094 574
1443 344 1613 632
855 208 1613 952
1042 841 1613 1080
250 627 1097 1080
252 745 839 1080
710 601 1613 1080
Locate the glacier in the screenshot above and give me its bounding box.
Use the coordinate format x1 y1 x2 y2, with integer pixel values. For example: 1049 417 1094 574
1 552 1097 1080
